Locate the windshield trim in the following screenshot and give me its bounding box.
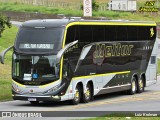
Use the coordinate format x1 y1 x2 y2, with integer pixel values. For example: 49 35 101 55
14 49 58 55
12 53 60 86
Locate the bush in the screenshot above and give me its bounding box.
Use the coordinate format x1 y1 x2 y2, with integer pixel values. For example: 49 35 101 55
81 0 99 11
0 14 11 37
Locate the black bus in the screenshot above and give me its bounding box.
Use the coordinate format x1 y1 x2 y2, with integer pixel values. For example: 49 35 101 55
0 19 157 105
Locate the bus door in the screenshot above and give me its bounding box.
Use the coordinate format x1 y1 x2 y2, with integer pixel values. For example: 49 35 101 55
145 39 158 86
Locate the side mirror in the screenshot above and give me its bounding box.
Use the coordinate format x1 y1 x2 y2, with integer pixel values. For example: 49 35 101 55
74 44 92 72
0 45 13 64
56 40 78 64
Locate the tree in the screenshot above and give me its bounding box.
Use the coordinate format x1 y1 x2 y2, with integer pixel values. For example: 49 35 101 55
81 0 99 11
92 0 99 11
0 14 11 37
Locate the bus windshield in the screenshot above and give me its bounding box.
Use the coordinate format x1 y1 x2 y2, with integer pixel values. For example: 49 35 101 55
12 53 60 85
15 27 64 54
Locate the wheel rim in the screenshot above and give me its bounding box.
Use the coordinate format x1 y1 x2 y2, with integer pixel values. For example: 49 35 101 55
139 79 143 90
74 88 80 102
85 86 91 100
132 80 136 92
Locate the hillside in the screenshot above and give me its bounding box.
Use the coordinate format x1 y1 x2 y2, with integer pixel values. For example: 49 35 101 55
0 1 160 23
0 26 18 101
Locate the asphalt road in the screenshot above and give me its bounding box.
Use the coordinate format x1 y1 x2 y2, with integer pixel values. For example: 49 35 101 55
0 77 160 117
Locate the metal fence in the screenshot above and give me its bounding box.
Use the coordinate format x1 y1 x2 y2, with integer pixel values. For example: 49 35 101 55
0 0 82 10
0 0 108 11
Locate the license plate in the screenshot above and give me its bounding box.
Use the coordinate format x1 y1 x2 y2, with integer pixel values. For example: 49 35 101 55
28 98 37 101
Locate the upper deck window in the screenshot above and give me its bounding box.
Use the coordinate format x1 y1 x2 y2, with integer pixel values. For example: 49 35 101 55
15 27 64 54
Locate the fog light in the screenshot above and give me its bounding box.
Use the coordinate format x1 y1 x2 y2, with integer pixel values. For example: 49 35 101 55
16 89 20 92
52 96 60 99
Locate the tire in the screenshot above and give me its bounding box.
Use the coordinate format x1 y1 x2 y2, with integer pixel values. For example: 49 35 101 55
137 76 145 93
29 101 39 104
71 85 81 105
129 77 137 95
82 83 92 103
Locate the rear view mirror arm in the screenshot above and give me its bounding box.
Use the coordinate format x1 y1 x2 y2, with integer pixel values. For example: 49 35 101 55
56 40 78 64
0 45 14 64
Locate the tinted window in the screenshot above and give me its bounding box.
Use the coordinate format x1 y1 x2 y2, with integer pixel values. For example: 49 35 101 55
79 25 92 43
151 56 156 64
117 26 128 41
146 26 157 40
106 26 157 41
137 26 148 40
15 27 64 54
105 26 117 41
132 26 156 40
66 25 156 44
127 26 138 41
66 26 79 44
92 26 105 42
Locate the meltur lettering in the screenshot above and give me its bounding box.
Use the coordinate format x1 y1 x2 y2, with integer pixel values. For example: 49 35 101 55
93 43 134 58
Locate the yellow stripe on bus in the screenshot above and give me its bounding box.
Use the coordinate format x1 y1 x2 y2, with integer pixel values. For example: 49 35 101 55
12 80 25 87
72 71 131 80
65 21 156 29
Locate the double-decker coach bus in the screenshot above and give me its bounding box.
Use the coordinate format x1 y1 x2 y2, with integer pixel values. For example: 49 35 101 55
0 19 157 105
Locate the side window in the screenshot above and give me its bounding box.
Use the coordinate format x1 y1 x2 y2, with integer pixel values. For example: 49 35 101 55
63 59 73 78
92 26 105 42
146 26 157 40
116 26 128 41
65 26 79 44
151 56 156 64
137 26 148 40
79 25 92 43
127 26 138 41
105 26 117 41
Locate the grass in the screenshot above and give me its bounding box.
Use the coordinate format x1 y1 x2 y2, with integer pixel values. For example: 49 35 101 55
0 2 160 23
0 25 18 101
0 79 12 101
0 2 83 16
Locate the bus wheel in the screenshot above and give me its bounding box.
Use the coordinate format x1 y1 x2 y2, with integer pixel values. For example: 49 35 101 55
71 85 81 105
82 84 92 103
137 76 144 93
29 101 39 104
129 77 137 95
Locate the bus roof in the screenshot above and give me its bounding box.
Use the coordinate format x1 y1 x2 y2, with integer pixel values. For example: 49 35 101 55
21 19 156 28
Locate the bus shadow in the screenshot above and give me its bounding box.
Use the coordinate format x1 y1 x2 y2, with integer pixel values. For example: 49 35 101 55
16 90 153 107
93 89 153 101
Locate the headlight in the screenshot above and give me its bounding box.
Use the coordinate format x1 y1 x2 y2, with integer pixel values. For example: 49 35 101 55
12 85 21 93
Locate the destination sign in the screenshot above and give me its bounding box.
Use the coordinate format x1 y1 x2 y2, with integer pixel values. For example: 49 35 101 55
19 44 54 49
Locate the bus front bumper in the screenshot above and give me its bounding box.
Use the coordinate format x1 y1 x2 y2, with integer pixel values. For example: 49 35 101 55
12 94 61 102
